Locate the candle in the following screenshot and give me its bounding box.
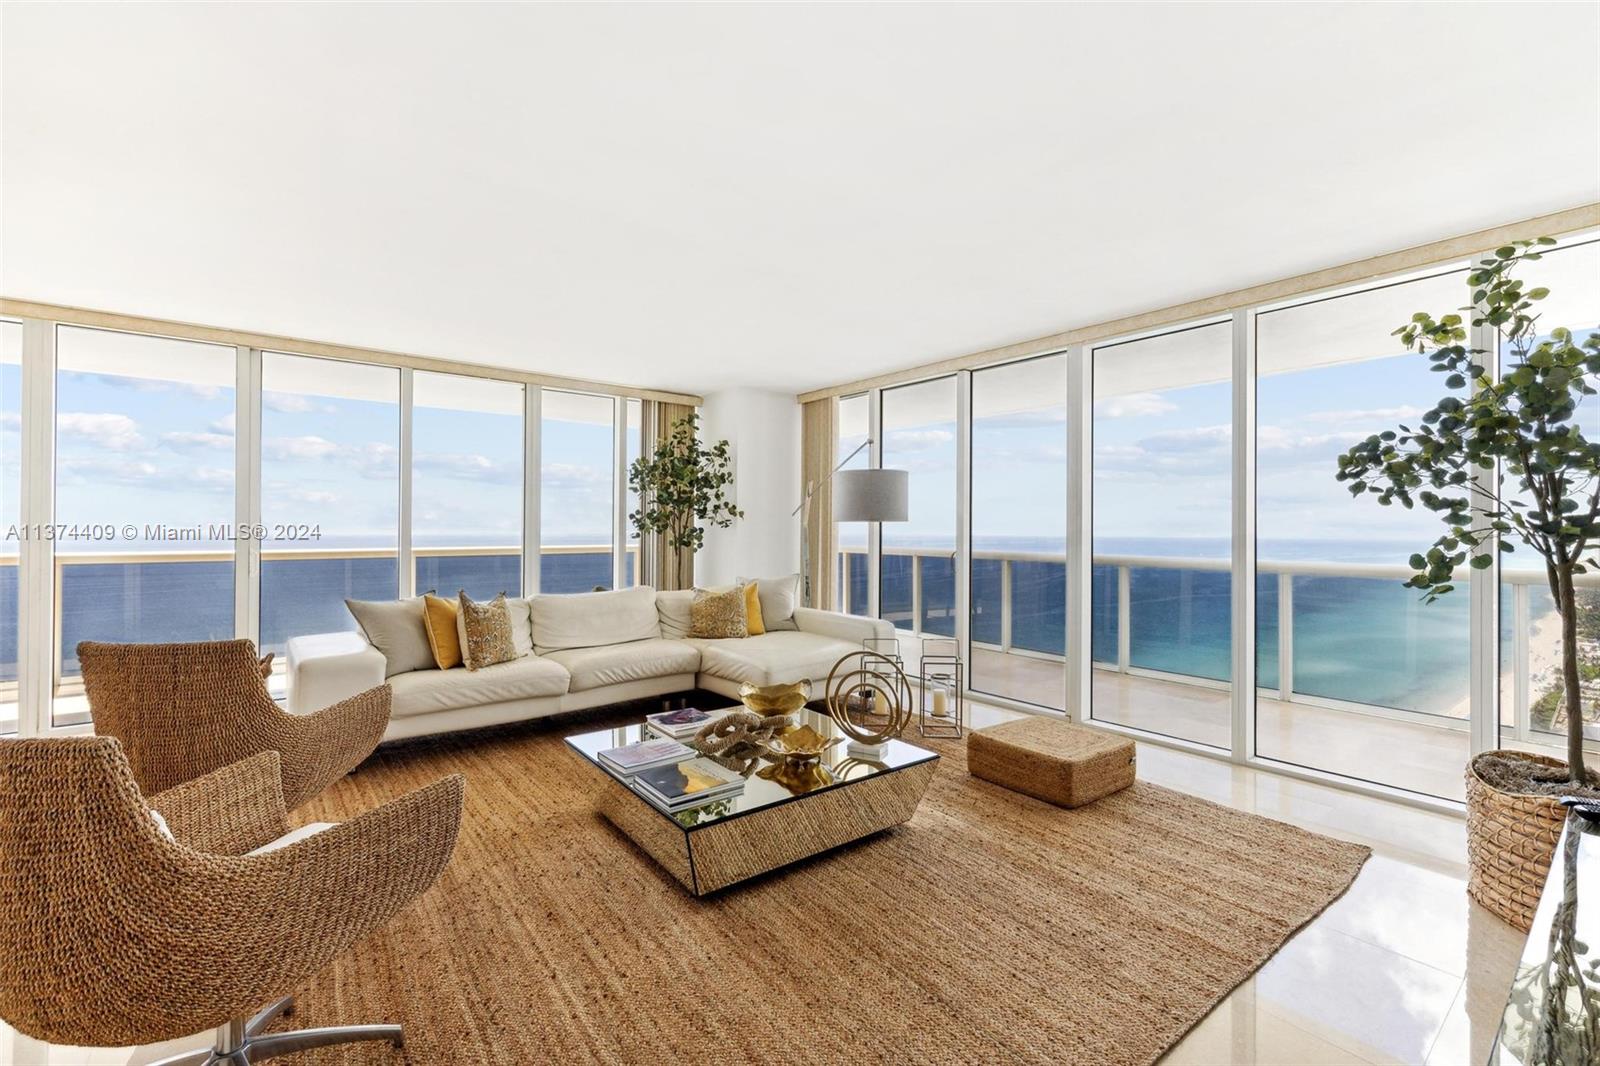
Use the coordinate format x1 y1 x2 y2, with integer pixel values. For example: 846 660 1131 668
873 689 889 717
932 688 949 717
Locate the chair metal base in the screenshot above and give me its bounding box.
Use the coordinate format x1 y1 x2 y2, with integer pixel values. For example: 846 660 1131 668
146 997 404 1066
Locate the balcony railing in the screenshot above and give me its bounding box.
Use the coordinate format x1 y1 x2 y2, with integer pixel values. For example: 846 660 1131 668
0 544 639 727
839 545 1594 748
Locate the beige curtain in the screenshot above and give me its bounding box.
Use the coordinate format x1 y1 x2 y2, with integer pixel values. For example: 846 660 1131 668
642 401 698 590
801 397 838 610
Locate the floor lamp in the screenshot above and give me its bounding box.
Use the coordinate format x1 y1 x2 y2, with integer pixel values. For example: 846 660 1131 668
796 447 909 607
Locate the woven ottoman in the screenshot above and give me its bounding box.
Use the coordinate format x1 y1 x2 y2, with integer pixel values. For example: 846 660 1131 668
967 717 1135 808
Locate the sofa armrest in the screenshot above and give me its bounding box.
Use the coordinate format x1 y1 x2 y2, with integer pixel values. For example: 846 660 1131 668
287 631 387 716
792 607 894 646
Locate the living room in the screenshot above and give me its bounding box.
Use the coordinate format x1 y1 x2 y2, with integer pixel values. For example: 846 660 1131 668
2 3 1598 1065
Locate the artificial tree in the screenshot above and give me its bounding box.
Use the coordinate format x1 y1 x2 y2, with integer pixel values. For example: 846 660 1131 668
1336 238 1600 783
628 413 743 589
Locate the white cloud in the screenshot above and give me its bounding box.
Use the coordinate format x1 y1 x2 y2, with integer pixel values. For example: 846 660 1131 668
263 435 341 461
886 429 954 451
281 488 338 505
262 392 320 414
0 412 18 430
210 413 236 435
1303 405 1426 425
160 430 233 452
415 451 519 483
1094 393 1178 419
58 412 145 450
540 462 610 486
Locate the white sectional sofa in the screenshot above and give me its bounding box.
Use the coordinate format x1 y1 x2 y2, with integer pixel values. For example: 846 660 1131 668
287 585 892 741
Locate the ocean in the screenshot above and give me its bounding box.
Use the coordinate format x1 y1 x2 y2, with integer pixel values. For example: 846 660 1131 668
0 535 1544 719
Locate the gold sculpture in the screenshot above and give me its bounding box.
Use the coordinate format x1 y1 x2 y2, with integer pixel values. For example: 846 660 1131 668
737 680 812 716
825 650 912 745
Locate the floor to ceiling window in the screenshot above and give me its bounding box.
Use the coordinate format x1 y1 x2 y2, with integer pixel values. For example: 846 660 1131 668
880 377 957 635
1497 238 1600 764
836 393 869 614
970 354 1066 709
0 321 20 733
1090 322 1233 746
54 326 237 726
540 389 615 593
626 398 642 585
412 371 524 601
259 353 400 659
1256 269 1473 799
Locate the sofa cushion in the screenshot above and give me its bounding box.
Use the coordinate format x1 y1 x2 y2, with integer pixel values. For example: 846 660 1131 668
531 585 660 653
691 631 861 688
506 597 534 657
386 656 570 718
541 638 700 692
345 596 434 677
739 574 800 632
657 589 695 639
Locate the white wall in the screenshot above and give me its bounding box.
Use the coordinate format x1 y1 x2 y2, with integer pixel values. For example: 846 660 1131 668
695 389 800 587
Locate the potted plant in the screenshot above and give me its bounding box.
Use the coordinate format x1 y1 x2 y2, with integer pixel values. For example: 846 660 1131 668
628 413 743 590
1335 237 1600 930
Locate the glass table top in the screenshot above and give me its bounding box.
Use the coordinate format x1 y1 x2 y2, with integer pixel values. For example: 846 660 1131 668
565 708 939 830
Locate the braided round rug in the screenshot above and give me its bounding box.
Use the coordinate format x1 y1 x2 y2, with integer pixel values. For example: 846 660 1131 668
279 707 1369 1064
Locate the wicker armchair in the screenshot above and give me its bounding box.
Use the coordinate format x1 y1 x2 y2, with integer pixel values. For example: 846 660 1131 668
77 638 391 808
0 737 464 1064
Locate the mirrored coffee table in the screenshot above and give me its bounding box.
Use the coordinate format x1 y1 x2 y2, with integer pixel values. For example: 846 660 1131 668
566 709 939 896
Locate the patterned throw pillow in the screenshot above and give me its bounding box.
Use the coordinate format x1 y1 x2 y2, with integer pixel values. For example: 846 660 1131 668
457 592 516 671
690 586 748 639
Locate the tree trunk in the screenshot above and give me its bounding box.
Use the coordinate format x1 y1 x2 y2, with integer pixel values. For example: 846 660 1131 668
1558 565 1588 783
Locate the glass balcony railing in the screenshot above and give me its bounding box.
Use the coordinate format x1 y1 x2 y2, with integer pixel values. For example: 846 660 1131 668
839 546 1595 750
0 544 639 730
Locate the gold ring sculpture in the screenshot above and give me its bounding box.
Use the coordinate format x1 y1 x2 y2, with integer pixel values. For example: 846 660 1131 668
825 650 912 745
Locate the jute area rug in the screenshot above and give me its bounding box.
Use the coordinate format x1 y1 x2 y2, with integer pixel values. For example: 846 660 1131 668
285 707 1369 1065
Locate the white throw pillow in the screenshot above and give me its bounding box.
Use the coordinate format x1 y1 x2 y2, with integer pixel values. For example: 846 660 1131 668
148 808 175 842
656 589 696 640
739 574 800 631
505 597 534 657
530 585 660 653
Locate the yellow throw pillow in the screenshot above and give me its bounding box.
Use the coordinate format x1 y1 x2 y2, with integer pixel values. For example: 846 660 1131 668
743 581 765 636
422 593 463 669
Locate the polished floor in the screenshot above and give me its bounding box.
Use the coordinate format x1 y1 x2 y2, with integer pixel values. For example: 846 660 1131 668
971 648 1475 801
1 700 1520 1066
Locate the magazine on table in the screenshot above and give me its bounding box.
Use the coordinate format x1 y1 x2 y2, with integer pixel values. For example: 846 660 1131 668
596 738 695 776
634 757 746 810
644 706 731 740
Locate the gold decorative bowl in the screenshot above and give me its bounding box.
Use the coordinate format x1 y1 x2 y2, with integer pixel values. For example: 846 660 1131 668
739 679 812 716
764 723 841 763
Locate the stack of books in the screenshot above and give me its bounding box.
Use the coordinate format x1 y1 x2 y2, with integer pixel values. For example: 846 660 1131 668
644 706 730 740
634 757 746 812
596 737 694 776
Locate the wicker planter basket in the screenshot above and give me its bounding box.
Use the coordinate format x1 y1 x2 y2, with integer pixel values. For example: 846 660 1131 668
1465 749 1569 932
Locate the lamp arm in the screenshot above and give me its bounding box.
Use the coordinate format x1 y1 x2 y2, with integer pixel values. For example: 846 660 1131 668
792 437 873 517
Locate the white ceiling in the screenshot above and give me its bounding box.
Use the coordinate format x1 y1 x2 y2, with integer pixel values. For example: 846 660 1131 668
3 3 1597 398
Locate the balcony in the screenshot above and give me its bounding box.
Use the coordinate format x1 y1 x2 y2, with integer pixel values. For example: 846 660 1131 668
0 543 637 732
841 546 1598 803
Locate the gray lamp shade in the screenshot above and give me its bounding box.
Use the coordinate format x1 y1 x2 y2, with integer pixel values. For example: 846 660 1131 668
834 468 909 523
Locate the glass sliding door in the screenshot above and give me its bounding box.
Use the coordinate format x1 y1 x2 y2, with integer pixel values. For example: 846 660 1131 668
626 398 642 585
1256 269 1472 799
0 322 20 733
260 353 400 664
412 372 524 601
54 326 237 726
1090 322 1233 746
540 389 614 592
880 378 957 635
836 393 869 614
970 355 1066 709
1497 238 1600 763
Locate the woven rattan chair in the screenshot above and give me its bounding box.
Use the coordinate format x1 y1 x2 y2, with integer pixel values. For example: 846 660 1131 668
77 638 390 809
0 737 463 1064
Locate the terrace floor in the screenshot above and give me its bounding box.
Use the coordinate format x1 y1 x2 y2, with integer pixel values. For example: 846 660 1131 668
970 648 1473 802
